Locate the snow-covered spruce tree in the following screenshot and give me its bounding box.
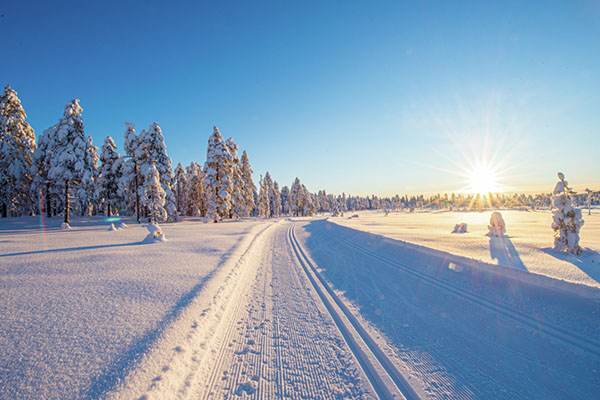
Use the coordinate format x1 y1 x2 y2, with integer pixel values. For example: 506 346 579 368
225 138 245 219
318 190 328 213
137 123 177 221
98 136 122 216
74 135 99 216
203 126 233 222
272 181 282 217
174 162 188 217
263 172 275 217
0 85 36 217
240 150 256 217
143 162 167 223
280 185 290 216
290 177 303 216
186 162 205 216
31 125 57 217
552 172 584 254
47 99 95 224
119 122 142 219
257 175 270 218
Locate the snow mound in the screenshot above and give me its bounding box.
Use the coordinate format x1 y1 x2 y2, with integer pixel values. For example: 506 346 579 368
108 223 118 231
452 223 467 233
487 211 505 237
61 222 71 230
143 222 167 243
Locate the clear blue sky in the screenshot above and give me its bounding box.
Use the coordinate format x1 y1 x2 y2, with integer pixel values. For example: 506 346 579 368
2 0 599 196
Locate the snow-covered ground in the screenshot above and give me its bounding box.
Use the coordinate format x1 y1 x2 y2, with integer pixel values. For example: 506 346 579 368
330 209 600 288
0 216 268 399
1 212 599 399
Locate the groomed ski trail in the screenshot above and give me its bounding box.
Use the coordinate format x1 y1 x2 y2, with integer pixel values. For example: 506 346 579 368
109 220 380 399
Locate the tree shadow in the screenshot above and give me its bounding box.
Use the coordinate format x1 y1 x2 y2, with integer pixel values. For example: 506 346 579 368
489 236 527 271
0 242 143 258
541 248 600 284
81 272 215 399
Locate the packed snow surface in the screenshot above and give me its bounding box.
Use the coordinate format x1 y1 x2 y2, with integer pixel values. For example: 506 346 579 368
330 209 600 288
0 216 266 399
1 212 599 399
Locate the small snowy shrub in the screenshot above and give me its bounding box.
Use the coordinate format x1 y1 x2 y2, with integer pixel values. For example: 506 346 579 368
144 222 167 242
552 172 584 254
487 211 505 237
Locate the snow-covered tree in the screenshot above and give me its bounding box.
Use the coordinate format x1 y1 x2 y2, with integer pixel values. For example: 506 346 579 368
240 150 256 217
263 172 275 217
143 162 167 223
73 135 99 216
31 125 57 217
552 172 584 254
317 190 328 213
174 162 188 217
98 136 122 216
257 175 270 218
186 162 205 216
290 178 303 216
203 126 233 222
119 122 142 220
226 138 245 219
138 123 177 220
280 185 290 216
0 85 36 217
47 99 96 224
272 181 282 217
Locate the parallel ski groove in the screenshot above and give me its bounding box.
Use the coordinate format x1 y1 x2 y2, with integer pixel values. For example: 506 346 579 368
326 229 600 358
289 224 420 400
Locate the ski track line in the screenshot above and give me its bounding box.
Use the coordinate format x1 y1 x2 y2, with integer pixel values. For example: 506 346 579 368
324 228 600 359
289 224 420 400
106 221 276 400
200 221 374 399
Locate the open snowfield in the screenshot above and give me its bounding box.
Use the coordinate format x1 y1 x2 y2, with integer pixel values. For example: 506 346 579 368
1 212 599 399
0 216 268 399
330 209 600 288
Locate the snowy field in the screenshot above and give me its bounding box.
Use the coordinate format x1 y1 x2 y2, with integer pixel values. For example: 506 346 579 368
0 216 268 399
1 213 599 399
330 209 600 288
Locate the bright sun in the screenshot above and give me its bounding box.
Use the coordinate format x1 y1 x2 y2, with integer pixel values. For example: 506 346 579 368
468 164 501 194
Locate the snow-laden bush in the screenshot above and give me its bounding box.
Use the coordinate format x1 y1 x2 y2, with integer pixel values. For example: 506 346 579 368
487 212 505 237
143 222 167 243
552 172 584 254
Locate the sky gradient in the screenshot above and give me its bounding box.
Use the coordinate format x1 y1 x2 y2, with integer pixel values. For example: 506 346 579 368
2 0 599 196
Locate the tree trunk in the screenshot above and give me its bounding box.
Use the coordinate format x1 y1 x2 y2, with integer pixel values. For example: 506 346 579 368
1 203 6 218
64 180 70 224
107 203 111 217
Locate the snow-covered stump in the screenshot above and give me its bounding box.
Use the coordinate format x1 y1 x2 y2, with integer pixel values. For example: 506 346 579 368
452 223 468 233
552 172 584 254
487 211 506 237
143 222 167 243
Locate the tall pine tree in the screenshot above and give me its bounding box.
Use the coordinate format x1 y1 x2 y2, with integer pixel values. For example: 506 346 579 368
47 99 95 224
174 162 188 217
240 150 256 217
138 122 177 221
0 85 36 217
225 138 245 219
98 136 122 216
203 126 233 222
186 162 205 216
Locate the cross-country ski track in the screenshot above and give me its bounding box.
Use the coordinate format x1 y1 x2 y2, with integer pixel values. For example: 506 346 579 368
102 218 600 400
